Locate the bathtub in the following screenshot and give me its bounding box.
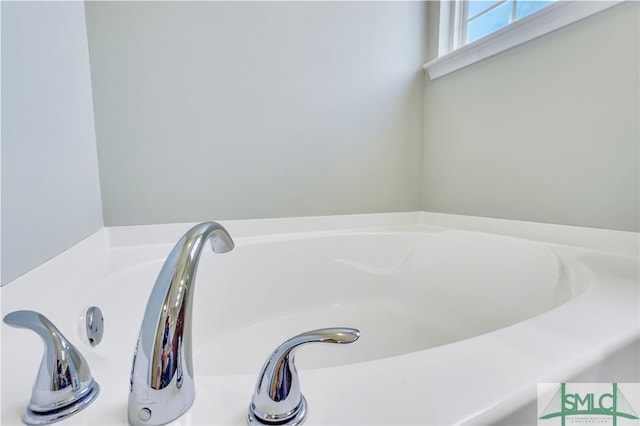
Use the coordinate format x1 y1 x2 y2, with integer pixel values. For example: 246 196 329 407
1 212 638 425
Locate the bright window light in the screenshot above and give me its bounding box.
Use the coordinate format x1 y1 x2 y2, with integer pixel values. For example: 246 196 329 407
425 1 623 80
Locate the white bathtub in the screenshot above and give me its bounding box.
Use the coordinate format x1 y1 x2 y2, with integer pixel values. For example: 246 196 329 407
2 212 638 425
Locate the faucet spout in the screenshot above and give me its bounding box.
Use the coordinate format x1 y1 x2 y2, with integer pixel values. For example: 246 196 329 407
128 222 234 426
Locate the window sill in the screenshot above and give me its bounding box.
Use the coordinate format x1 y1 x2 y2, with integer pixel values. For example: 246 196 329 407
423 1 622 80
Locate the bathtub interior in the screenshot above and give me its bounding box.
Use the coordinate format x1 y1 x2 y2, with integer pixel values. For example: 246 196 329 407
67 229 591 376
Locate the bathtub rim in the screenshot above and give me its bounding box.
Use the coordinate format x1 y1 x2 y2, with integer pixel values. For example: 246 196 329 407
101 211 638 256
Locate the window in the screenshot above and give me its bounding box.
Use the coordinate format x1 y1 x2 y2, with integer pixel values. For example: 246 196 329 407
424 0 623 80
464 1 554 46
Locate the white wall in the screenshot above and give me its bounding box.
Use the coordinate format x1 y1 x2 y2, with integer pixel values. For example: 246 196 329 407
422 2 639 232
85 1 427 226
1 1 103 284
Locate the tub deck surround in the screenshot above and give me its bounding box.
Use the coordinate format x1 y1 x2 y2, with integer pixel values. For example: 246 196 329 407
1 212 638 425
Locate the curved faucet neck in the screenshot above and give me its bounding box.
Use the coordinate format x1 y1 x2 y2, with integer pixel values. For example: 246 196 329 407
129 222 234 426
138 222 233 377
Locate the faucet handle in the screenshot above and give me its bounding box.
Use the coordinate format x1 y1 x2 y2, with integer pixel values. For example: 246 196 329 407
248 327 360 426
3 310 100 425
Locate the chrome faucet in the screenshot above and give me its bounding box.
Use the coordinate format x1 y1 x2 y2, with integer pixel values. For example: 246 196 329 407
128 222 235 426
248 328 360 426
3 310 100 425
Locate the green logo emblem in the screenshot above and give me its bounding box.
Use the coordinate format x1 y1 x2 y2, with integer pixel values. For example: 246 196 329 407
539 383 639 426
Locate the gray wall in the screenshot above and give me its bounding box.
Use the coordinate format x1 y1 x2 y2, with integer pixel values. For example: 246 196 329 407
422 1 639 232
85 1 427 226
1 1 103 284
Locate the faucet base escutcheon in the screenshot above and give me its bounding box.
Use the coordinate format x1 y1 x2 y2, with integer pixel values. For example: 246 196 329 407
23 382 100 426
